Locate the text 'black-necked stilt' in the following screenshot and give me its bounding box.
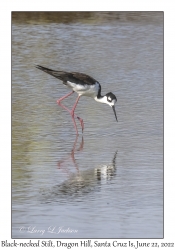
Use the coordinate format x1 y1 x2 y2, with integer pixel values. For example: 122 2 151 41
36 65 118 134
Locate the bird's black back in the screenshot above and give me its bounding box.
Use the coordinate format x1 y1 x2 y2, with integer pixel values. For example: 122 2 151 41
36 65 98 86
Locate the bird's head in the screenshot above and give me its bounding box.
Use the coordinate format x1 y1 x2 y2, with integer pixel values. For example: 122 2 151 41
94 91 118 122
105 92 118 122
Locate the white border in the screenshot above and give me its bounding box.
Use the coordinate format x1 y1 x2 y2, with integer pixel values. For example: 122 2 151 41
1 0 175 247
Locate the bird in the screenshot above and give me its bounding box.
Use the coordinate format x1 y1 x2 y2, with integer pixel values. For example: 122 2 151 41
36 65 118 134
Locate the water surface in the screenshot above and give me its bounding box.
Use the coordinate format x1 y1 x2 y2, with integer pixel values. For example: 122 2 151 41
12 12 163 238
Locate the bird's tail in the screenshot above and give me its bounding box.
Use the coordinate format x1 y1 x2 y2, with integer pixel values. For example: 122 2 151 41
35 65 53 73
35 65 67 81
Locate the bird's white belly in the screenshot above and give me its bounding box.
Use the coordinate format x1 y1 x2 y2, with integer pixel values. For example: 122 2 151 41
67 81 99 98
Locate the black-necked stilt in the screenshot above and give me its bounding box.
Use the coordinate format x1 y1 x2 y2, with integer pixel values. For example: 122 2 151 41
36 65 118 134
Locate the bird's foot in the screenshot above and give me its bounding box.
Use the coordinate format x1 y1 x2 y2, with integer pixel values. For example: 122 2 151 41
71 111 84 133
77 117 84 133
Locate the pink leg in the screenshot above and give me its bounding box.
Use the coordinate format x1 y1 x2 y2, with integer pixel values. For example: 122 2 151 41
70 95 81 117
58 102 84 134
70 96 84 133
57 91 74 104
57 92 84 133
71 115 79 135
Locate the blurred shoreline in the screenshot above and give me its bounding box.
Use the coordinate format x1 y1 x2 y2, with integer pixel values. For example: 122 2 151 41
12 11 163 25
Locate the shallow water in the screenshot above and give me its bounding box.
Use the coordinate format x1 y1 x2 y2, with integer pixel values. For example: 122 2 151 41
12 12 163 238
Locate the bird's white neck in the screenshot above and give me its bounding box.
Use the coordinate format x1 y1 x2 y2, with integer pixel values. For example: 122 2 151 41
94 95 108 105
94 83 111 106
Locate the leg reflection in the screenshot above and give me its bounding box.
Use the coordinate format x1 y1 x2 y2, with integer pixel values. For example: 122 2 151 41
57 135 84 176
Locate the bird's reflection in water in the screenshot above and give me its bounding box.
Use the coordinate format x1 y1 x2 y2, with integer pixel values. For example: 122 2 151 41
41 136 118 202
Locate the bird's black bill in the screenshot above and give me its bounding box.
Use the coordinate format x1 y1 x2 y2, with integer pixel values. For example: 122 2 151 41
112 106 118 122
